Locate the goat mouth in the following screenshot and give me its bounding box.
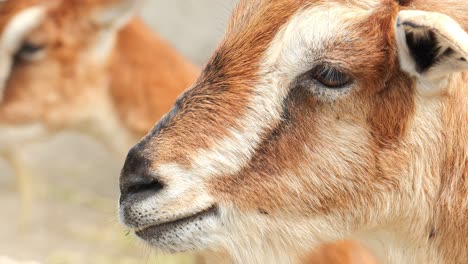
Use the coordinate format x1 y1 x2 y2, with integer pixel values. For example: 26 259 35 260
134 205 218 238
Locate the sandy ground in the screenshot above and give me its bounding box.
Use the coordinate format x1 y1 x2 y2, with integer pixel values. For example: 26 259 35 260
0 133 196 263
0 1 238 263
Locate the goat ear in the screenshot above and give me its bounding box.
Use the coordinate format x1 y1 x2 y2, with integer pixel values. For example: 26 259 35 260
395 10 468 92
93 0 145 30
88 0 145 63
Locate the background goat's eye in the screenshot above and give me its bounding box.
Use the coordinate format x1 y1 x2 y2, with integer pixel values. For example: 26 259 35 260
16 41 45 61
311 65 351 88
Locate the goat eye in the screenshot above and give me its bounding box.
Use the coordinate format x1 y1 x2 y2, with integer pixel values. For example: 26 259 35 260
310 65 352 89
16 41 45 61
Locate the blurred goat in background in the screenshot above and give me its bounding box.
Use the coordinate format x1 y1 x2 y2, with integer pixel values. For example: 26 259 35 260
0 0 198 226
0 1 201 262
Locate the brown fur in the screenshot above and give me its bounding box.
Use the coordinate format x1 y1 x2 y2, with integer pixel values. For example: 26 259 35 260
120 0 467 263
124 0 468 263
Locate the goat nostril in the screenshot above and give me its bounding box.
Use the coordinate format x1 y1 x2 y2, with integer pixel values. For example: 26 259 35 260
120 147 163 201
120 177 164 204
126 179 164 196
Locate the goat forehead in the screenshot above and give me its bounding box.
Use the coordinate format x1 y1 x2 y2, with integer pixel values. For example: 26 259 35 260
202 0 379 84
230 0 387 27
195 1 389 103
268 5 374 68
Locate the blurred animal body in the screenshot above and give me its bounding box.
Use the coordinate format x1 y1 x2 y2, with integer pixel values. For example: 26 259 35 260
0 0 197 226
119 0 468 263
0 0 198 151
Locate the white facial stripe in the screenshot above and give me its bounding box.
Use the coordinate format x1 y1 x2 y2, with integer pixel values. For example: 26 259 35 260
276 4 369 77
0 6 46 101
183 4 368 179
190 78 288 177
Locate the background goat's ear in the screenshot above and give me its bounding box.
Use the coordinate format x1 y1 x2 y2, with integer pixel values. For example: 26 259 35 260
395 10 468 92
93 0 145 30
88 0 145 63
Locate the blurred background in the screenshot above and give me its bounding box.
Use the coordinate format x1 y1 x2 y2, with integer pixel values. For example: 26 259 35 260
0 0 236 263
141 0 237 65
